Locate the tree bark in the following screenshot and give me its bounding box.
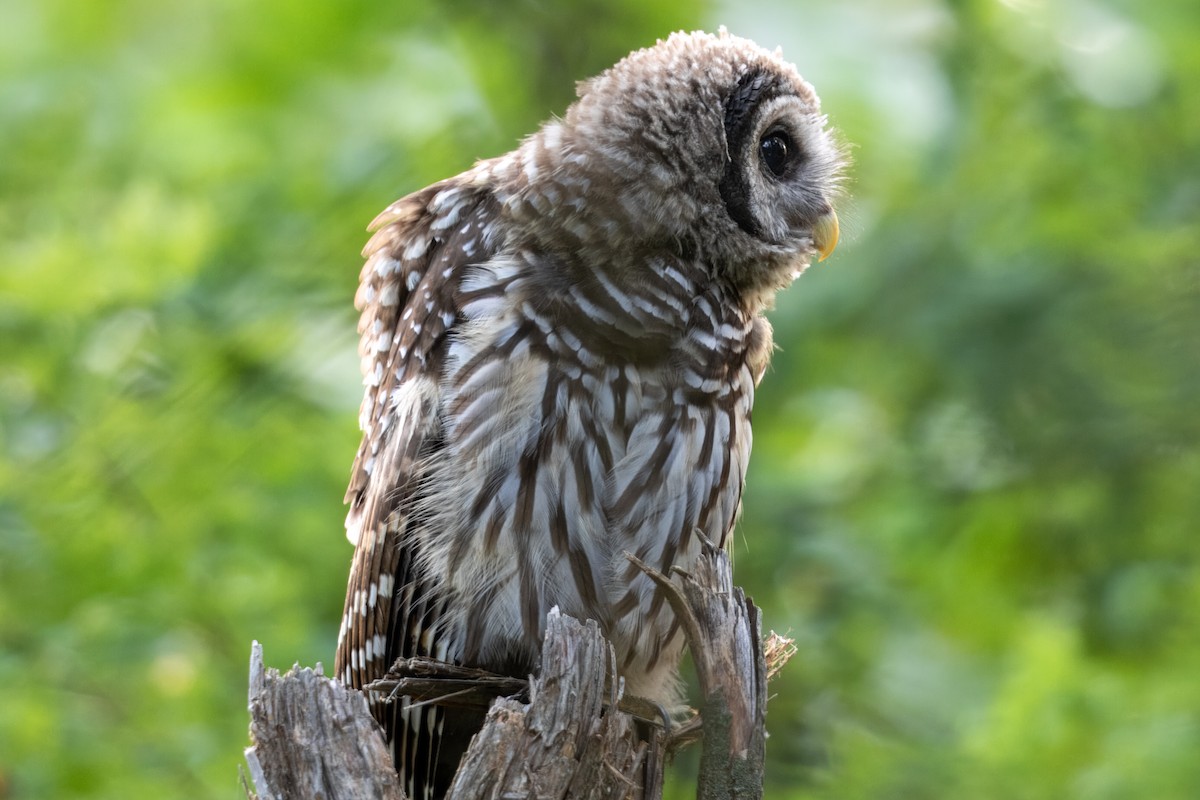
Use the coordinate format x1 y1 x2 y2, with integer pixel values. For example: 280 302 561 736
244 642 405 800
244 541 790 799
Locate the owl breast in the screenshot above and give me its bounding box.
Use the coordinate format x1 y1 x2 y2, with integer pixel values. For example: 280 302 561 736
408 248 756 703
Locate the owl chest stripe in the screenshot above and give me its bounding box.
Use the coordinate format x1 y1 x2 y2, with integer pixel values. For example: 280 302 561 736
610 410 679 521
511 370 567 541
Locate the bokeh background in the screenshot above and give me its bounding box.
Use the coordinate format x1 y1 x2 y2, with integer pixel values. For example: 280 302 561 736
2 0 1198 797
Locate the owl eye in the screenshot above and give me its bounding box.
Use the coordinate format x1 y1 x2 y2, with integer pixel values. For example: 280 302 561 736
759 130 793 177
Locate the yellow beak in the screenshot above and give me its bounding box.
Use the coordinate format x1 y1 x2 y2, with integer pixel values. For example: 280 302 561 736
813 210 840 262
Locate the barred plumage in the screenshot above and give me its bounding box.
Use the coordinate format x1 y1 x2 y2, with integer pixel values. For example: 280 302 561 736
335 29 845 799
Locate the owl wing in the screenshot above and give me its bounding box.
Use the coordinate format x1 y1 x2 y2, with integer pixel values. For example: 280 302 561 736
335 175 502 799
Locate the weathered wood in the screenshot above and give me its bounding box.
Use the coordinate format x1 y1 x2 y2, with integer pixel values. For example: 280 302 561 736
245 641 405 800
245 543 791 799
366 659 529 712
629 537 769 800
444 609 659 800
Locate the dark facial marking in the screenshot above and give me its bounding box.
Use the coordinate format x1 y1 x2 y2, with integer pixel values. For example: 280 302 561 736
719 67 787 236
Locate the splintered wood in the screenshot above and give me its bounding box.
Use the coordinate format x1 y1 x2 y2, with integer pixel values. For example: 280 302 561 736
246 543 781 799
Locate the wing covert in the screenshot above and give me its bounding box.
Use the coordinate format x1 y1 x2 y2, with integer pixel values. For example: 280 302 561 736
335 175 503 798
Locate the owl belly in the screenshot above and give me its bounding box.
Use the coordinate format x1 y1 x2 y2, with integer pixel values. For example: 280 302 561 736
414 328 750 704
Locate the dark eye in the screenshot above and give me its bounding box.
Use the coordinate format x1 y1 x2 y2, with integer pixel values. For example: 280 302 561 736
759 131 793 177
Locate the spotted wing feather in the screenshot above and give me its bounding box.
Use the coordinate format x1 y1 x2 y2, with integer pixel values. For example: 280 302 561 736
335 176 501 800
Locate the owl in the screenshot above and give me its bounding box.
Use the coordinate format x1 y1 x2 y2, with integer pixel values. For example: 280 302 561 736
335 29 844 799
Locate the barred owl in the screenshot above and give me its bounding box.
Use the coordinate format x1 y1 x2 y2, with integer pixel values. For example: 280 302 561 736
336 30 844 799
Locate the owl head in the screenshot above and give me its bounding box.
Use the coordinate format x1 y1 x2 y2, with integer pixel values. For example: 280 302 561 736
496 29 846 307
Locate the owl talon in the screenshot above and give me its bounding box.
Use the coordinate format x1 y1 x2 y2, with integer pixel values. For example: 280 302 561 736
616 693 687 734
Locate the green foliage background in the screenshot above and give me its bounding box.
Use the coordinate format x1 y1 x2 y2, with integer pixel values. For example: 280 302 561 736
2 0 1197 797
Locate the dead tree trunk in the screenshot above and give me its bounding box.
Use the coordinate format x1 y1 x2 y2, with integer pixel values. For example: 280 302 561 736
244 540 793 799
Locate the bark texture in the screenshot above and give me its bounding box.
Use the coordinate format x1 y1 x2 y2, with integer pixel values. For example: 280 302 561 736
245 542 789 799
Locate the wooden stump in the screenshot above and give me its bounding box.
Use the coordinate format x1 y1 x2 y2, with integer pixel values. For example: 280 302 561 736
245 541 792 799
